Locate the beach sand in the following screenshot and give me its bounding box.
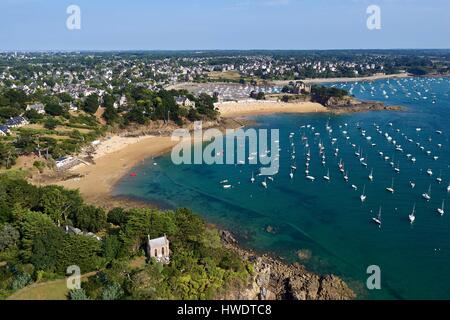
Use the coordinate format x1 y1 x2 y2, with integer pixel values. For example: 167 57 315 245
217 101 328 117
56 136 177 207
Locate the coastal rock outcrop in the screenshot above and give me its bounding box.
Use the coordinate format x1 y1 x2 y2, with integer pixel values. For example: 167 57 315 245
324 96 402 113
220 231 356 300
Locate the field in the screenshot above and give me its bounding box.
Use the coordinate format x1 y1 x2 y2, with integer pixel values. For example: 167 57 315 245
7 272 96 300
207 70 242 81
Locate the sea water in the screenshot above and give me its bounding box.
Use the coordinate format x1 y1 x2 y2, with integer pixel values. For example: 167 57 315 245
114 77 450 299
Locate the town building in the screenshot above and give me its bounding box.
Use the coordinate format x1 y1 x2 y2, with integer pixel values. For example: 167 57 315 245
5 116 29 128
0 125 11 136
26 103 46 114
175 96 196 109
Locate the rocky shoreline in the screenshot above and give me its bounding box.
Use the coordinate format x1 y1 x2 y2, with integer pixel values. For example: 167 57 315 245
219 230 356 300
323 96 403 114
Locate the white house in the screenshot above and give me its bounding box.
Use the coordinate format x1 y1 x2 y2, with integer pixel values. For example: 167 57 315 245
175 96 196 109
26 103 46 114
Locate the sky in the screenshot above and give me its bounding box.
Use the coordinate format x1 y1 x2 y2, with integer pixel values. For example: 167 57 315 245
1 0 449 51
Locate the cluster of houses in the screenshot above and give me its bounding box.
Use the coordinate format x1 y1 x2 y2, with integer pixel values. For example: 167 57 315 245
0 52 392 97
0 116 29 136
194 83 282 102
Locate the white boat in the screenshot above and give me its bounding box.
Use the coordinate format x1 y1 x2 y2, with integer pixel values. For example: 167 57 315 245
409 204 416 224
386 178 395 193
360 185 367 202
372 207 382 226
437 200 445 216
261 178 268 189
220 180 229 184
251 172 255 183
267 176 274 182
352 184 358 191
306 175 315 181
447 184 450 193
368 169 374 181
289 169 294 179
344 172 349 182
436 171 443 183
410 181 416 189
427 169 433 176
323 169 330 181
223 185 232 189
422 185 432 201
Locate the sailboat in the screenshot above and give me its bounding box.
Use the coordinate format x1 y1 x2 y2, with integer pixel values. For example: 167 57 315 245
394 162 400 173
427 169 433 176
360 185 367 202
368 169 374 181
261 178 268 189
289 169 294 179
422 184 432 201
410 181 416 189
323 169 330 181
344 171 349 182
436 171 443 183
250 172 255 183
372 207 382 226
409 204 416 224
386 178 395 193
437 200 445 216
447 183 450 193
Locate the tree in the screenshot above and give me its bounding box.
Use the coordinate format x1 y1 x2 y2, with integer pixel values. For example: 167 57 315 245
39 185 83 224
72 205 107 232
44 103 63 116
102 234 122 262
83 94 99 114
69 288 90 300
256 92 265 100
107 208 128 226
0 107 21 120
0 224 20 251
44 118 59 130
103 106 119 124
101 282 124 300
0 143 18 169
57 234 103 274
19 210 62 264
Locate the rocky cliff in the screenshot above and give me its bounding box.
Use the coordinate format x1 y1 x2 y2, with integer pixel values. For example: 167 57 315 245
219 231 356 300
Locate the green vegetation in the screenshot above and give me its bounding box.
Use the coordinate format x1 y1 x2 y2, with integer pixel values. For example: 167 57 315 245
310 85 349 105
0 175 250 300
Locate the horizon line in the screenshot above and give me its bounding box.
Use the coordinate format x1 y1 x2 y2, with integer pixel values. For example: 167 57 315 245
2 48 450 54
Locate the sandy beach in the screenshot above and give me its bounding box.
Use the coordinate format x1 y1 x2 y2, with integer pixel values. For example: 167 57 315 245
217 101 328 117
56 136 177 206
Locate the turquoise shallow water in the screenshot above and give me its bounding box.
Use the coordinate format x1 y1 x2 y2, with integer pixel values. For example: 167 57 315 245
114 77 450 299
